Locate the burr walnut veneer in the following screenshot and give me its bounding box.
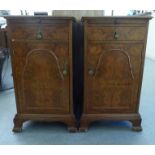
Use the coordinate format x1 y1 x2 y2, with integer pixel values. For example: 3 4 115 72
80 16 152 131
5 16 151 132
5 16 77 132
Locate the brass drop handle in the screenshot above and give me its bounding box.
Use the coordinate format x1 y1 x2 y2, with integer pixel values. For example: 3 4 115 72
114 32 119 40
88 68 95 76
36 30 43 40
62 61 68 76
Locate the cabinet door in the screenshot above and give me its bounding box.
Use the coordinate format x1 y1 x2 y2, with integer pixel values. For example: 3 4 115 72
85 43 144 113
12 41 70 114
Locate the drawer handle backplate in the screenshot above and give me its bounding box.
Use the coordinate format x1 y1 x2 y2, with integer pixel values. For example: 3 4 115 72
114 32 119 40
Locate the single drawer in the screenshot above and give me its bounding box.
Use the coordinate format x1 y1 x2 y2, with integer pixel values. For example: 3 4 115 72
9 24 69 41
87 26 146 41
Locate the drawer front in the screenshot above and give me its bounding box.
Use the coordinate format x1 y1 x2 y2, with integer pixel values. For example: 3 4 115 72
9 24 69 41
87 26 146 41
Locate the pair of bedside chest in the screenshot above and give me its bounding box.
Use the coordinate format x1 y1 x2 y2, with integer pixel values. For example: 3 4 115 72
5 16 151 132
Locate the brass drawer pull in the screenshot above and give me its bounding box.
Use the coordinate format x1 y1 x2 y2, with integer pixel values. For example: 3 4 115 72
88 69 95 76
114 32 119 40
36 29 43 40
62 60 68 76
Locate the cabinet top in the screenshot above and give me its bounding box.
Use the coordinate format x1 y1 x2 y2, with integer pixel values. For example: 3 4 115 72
81 16 152 24
82 16 152 20
4 16 152 24
4 15 76 21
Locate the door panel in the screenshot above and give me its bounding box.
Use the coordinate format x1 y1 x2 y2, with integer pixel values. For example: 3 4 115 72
85 43 143 113
12 41 70 114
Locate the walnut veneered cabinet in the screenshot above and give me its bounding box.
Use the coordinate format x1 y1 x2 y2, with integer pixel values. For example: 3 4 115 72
80 17 152 131
5 16 77 132
5 16 152 132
